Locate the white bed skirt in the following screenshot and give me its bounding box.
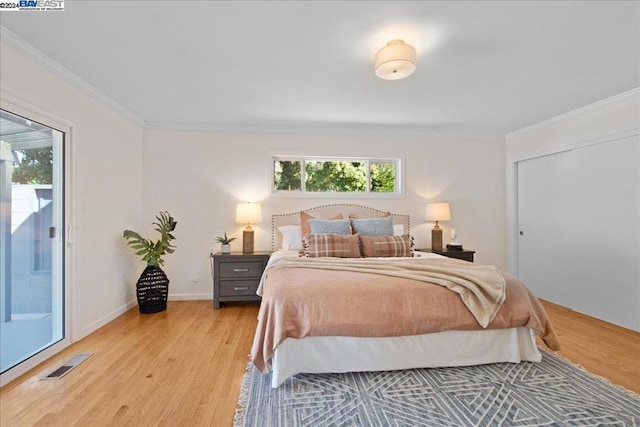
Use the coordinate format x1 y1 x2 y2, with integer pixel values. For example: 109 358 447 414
271 327 541 388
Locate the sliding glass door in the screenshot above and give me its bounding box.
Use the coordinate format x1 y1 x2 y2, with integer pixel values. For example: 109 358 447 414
0 108 65 374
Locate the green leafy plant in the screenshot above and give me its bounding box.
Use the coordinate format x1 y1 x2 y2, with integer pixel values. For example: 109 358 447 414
215 232 236 245
123 211 177 267
12 147 53 184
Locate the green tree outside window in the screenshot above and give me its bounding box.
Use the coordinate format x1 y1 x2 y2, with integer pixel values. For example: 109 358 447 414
273 157 398 194
12 147 53 184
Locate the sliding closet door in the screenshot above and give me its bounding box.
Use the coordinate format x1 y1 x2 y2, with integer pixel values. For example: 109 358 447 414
517 151 573 307
517 135 640 331
569 136 639 330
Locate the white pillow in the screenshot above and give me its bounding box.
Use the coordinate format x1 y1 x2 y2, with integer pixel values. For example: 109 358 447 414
278 225 303 250
393 224 405 236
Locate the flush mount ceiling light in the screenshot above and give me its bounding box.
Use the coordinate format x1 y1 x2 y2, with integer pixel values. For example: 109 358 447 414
374 39 416 80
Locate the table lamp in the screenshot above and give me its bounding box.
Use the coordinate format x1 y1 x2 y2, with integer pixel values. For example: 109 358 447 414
236 202 262 254
425 202 451 251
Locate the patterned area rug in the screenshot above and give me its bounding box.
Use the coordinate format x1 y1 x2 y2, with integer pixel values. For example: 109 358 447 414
235 350 640 426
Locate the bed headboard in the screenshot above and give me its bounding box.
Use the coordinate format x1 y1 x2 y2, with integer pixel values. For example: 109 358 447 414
271 204 411 251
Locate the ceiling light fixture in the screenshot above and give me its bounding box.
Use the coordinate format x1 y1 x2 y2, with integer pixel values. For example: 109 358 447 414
374 39 416 80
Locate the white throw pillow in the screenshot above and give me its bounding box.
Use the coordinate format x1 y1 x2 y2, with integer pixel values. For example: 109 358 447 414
393 224 405 236
278 225 303 250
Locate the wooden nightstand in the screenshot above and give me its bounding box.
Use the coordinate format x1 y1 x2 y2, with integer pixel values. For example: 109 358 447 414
212 251 270 309
417 248 475 262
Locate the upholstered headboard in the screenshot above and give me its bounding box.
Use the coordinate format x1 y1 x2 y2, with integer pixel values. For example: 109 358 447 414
271 204 410 251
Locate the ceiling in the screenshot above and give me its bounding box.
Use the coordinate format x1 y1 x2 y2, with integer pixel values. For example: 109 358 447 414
1 1 638 138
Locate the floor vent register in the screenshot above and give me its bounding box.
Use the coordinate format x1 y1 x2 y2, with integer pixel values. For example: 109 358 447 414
41 353 93 380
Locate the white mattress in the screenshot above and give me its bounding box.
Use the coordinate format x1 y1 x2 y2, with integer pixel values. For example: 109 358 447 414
271 327 540 388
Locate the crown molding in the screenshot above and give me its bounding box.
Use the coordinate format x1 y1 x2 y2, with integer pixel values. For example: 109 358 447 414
143 120 500 141
1 26 145 128
507 87 640 138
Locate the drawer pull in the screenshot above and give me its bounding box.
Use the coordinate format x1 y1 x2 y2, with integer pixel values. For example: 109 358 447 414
233 268 250 272
233 286 250 291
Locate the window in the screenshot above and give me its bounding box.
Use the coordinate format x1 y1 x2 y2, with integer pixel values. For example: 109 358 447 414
272 156 402 196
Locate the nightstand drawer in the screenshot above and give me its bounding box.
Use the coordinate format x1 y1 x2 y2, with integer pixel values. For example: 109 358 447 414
415 248 475 263
441 251 474 262
219 261 264 278
218 280 259 296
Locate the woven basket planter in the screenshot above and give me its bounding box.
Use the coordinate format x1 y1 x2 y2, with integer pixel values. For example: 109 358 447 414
136 265 169 314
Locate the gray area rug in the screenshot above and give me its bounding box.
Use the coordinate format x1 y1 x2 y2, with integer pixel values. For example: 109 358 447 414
235 350 640 426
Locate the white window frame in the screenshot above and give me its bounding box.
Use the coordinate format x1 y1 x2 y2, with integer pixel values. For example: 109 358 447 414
270 155 404 198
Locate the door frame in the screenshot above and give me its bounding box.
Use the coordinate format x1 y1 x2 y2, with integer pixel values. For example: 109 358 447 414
0 91 76 387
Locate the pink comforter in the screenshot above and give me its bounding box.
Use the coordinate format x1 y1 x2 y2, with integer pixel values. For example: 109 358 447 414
251 257 560 373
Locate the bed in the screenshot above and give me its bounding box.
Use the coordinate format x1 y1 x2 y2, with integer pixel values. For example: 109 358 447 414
252 204 560 388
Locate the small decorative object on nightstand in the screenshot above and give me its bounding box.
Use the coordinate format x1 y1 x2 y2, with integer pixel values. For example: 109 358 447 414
215 232 236 254
212 251 270 309
446 228 463 250
417 248 475 263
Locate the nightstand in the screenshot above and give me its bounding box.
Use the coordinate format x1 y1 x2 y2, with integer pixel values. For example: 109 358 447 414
212 251 270 309
417 248 475 262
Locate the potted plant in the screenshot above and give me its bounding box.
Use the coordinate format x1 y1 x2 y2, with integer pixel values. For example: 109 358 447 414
123 211 177 314
216 232 236 254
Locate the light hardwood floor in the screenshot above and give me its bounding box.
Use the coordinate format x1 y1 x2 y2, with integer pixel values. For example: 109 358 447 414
1 300 638 426
536 299 640 394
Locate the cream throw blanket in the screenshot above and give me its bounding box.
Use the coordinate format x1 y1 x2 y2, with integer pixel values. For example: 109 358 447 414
257 256 506 328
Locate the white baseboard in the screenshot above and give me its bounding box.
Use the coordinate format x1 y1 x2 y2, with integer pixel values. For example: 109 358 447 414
168 293 213 301
76 298 137 341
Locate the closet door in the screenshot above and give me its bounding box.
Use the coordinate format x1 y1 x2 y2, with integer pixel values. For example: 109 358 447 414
517 151 573 307
517 135 640 331
569 136 639 331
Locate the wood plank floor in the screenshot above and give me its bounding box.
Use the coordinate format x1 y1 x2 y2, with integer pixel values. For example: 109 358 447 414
1 300 638 426
537 299 640 394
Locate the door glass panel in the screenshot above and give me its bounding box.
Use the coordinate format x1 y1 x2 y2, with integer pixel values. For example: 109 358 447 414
0 109 64 373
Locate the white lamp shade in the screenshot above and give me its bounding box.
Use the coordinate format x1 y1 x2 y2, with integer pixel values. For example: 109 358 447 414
425 202 451 222
375 40 416 80
235 202 263 225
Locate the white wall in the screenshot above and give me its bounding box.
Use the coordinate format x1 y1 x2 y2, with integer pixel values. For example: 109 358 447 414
143 129 507 299
0 43 144 340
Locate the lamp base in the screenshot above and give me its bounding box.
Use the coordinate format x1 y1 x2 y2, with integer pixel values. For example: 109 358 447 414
242 229 254 254
431 228 443 251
